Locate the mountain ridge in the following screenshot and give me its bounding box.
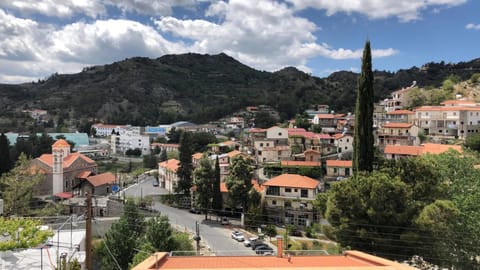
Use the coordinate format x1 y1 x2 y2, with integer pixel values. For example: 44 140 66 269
1 53 479 128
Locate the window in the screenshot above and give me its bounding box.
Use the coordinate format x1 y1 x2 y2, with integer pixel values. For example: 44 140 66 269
301 189 308 198
285 201 291 208
260 143 263 147
294 189 298 192
267 186 280 196
285 188 291 192
333 168 338 174
272 200 276 205
278 132 282 136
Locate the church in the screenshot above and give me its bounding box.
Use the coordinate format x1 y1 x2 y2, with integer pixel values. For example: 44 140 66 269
32 139 98 197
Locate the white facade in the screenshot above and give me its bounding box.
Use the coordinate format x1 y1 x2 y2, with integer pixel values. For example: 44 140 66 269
92 124 129 137
266 126 288 141
111 131 151 155
335 134 353 153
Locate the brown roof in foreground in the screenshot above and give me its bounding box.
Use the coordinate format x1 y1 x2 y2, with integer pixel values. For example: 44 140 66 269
86 172 116 187
326 160 353 168
384 144 462 156
263 174 319 189
132 251 417 270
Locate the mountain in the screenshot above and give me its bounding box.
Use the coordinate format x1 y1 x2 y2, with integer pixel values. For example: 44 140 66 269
1 53 479 128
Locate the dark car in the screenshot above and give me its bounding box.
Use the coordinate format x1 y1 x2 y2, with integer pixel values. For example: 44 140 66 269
189 208 201 214
255 245 274 255
251 242 267 250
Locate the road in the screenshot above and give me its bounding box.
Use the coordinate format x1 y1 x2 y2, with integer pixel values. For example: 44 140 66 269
123 177 258 256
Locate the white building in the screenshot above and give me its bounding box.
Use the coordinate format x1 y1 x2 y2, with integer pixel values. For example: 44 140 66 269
111 127 151 155
0 229 86 270
92 124 129 137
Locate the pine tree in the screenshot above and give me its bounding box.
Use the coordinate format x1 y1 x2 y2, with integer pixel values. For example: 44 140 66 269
176 132 194 194
353 40 375 175
0 133 12 177
212 156 223 212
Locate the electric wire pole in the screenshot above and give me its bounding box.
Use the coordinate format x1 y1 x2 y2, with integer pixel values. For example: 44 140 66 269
85 191 92 270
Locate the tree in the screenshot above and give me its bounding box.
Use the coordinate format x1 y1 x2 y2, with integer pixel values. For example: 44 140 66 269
166 127 183 144
193 156 215 219
159 148 168 162
0 133 13 177
101 200 144 270
353 40 375 175
144 215 177 251
254 111 277 128
0 154 44 216
190 132 217 152
465 133 480 151
212 156 223 212
294 112 311 130
143 154 158 169
225 156 252 212
176 132 194 194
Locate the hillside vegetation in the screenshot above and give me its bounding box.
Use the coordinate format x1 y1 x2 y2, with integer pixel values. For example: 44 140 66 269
1 53 479 128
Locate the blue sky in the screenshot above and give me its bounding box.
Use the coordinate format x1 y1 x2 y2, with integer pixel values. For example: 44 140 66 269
0 0 478 83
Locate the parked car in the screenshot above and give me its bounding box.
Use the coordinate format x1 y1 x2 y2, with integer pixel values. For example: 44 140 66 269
152 179 159 187
189 208 201 214
251 241 267 250
243 237 259 247
255 245 274 255
221 217 230 225
231 231 244 241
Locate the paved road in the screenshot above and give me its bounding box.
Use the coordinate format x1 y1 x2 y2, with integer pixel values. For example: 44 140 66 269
124 179 258 256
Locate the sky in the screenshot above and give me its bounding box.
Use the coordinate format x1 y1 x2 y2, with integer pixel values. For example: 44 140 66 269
0 0 479 84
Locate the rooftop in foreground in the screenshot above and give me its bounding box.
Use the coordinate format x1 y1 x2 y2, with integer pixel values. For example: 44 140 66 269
132 251 418 270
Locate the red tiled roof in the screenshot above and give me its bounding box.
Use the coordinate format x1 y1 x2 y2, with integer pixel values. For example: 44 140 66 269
36 153 95 168
226 150 243 158
383 123 413 128
415 106 480 111
281 160 321 167
52 139 70 147
249 128 267 133
286 128 307 133
263 174 319 189
159 159 180 172
86 172 116 187
384 145 423 156
387 110 415 115
326 160 352 167
422 143 462 154
77 171 93 179
54 192 73 199
316 114 335 119
132 250 417 270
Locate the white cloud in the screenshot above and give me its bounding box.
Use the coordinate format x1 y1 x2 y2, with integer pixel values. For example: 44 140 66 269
155 0 397 72
0 0 105 18
286 0 467 22
105 0 198 16
466 23 480 30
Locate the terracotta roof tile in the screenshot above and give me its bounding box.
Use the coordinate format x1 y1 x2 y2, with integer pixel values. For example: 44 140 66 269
316 113 335 119
77 171 93 179
52 139 70 147
192 153 203 160
220 179 262 193
441 100 476 105
415 106 480 111
263 174 319 189
326 160 352 167
159 159 180 172
227 150 244 158
384 145 423 156
86 172 115 187
421 143 462 154
132 251 418 270
281 161 321 167
36 153 95 168
249 128 267 133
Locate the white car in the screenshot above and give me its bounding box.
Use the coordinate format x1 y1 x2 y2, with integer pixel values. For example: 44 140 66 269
243 237 259 247
231 231 245 241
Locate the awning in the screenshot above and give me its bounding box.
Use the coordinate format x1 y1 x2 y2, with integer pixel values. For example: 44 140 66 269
54 192 73 199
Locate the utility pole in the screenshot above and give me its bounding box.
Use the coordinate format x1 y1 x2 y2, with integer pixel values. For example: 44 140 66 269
85 191 92 270
193 221 201 256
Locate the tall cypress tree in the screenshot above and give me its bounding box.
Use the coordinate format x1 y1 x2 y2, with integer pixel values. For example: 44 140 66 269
212 156 223 212
176 132 194 194
353 40 375 176
0 133 12 177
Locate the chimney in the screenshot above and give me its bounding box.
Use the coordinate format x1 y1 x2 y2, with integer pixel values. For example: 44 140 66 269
276 235 283 258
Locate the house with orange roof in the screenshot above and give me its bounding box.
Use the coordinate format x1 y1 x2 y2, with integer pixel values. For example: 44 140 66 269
312 114 337 131
263 174 320 227
219 179 263 211
415 103 480 140
132 248 417 270
376 122 420 147
303 149 320 162
191 152 203 167
288 130 335 155
158 159 180 192
325 160 352 182
384 143 462 160
75 172 116 196
31 139 97 197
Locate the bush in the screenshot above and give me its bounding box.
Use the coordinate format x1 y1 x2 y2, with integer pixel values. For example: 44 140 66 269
321 224 337 241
